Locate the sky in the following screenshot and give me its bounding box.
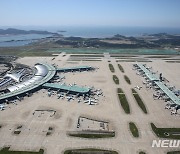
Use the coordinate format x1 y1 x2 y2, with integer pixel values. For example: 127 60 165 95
0 0 180 28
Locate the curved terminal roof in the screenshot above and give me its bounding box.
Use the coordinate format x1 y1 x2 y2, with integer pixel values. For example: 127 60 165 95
7 64 49 92
0 63 56 102
34 64 48 77
7 76 44 92
4 69 25 83
4 74 20 82
0 63 94 103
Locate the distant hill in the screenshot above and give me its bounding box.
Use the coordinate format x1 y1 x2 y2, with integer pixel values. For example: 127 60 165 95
0 28 56 35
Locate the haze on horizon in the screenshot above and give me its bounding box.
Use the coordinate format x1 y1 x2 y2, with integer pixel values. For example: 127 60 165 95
0 0 180 28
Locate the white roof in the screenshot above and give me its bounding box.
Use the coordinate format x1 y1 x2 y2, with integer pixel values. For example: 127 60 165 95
7 86 19 92
7 64 48 92
5 73 21 82
35 64 48 77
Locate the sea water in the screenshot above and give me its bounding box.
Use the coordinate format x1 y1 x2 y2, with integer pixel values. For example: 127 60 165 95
0 34 51 47
0 26 180 54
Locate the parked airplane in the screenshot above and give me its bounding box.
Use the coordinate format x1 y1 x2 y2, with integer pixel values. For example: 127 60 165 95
159 91 166 96
134 86 142 90
170 104 178 111
163 96 171 102
67 95 74 101
93 97 99 101
146 66 152 69
48 91 53 97
0 104 6 111
171 110 177 115
66 91 70 96
78 99 81 103
142 81 147 85
58 76 65 81
170 105 180 115
153 86 160 91
84 98 98 105
96 91 103 96
173 90 180 96
75 93 80 98
57 93 64 99
165 103 176 110
16 96 22 101
56 89 61 94
165 103 171 109
168 86 175 91
26 93 30 97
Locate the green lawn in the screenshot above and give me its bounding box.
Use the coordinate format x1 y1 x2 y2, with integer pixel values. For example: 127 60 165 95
131 89 148 114
129 122 139 138
16 125 22 129
0 48 55 57
0 147 44 154
167 151 180 154
151 123 180 139
109 64 115 73
46 132 51 136
113 75 119 84
64 148 118 154
68 132 115 138
117 64 124 73
139 152 146 154
117 88 123 93
124 75 131 85
13 130 21 135
48 127 53 131
118 93 130 114
131 88 137 94
19 52 54 57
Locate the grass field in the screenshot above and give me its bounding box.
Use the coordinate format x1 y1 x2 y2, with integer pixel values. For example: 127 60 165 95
132 88 137 93
70 55 104 57
117 64 124 73
117 88 123 93
64 148 118 154
132 89 148 114
19 52 55 57
118 92 130 114
109 64 115 73
0 147 44 154
139 152 146 154
68 132 115 138
129 122 139 138
167 151 180 154
0 47 56 57
113 75 119 84
151 123 180 139
124 75 131 85
13 130 21 135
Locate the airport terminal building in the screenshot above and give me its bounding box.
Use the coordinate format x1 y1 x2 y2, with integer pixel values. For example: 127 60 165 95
0 62 94 103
